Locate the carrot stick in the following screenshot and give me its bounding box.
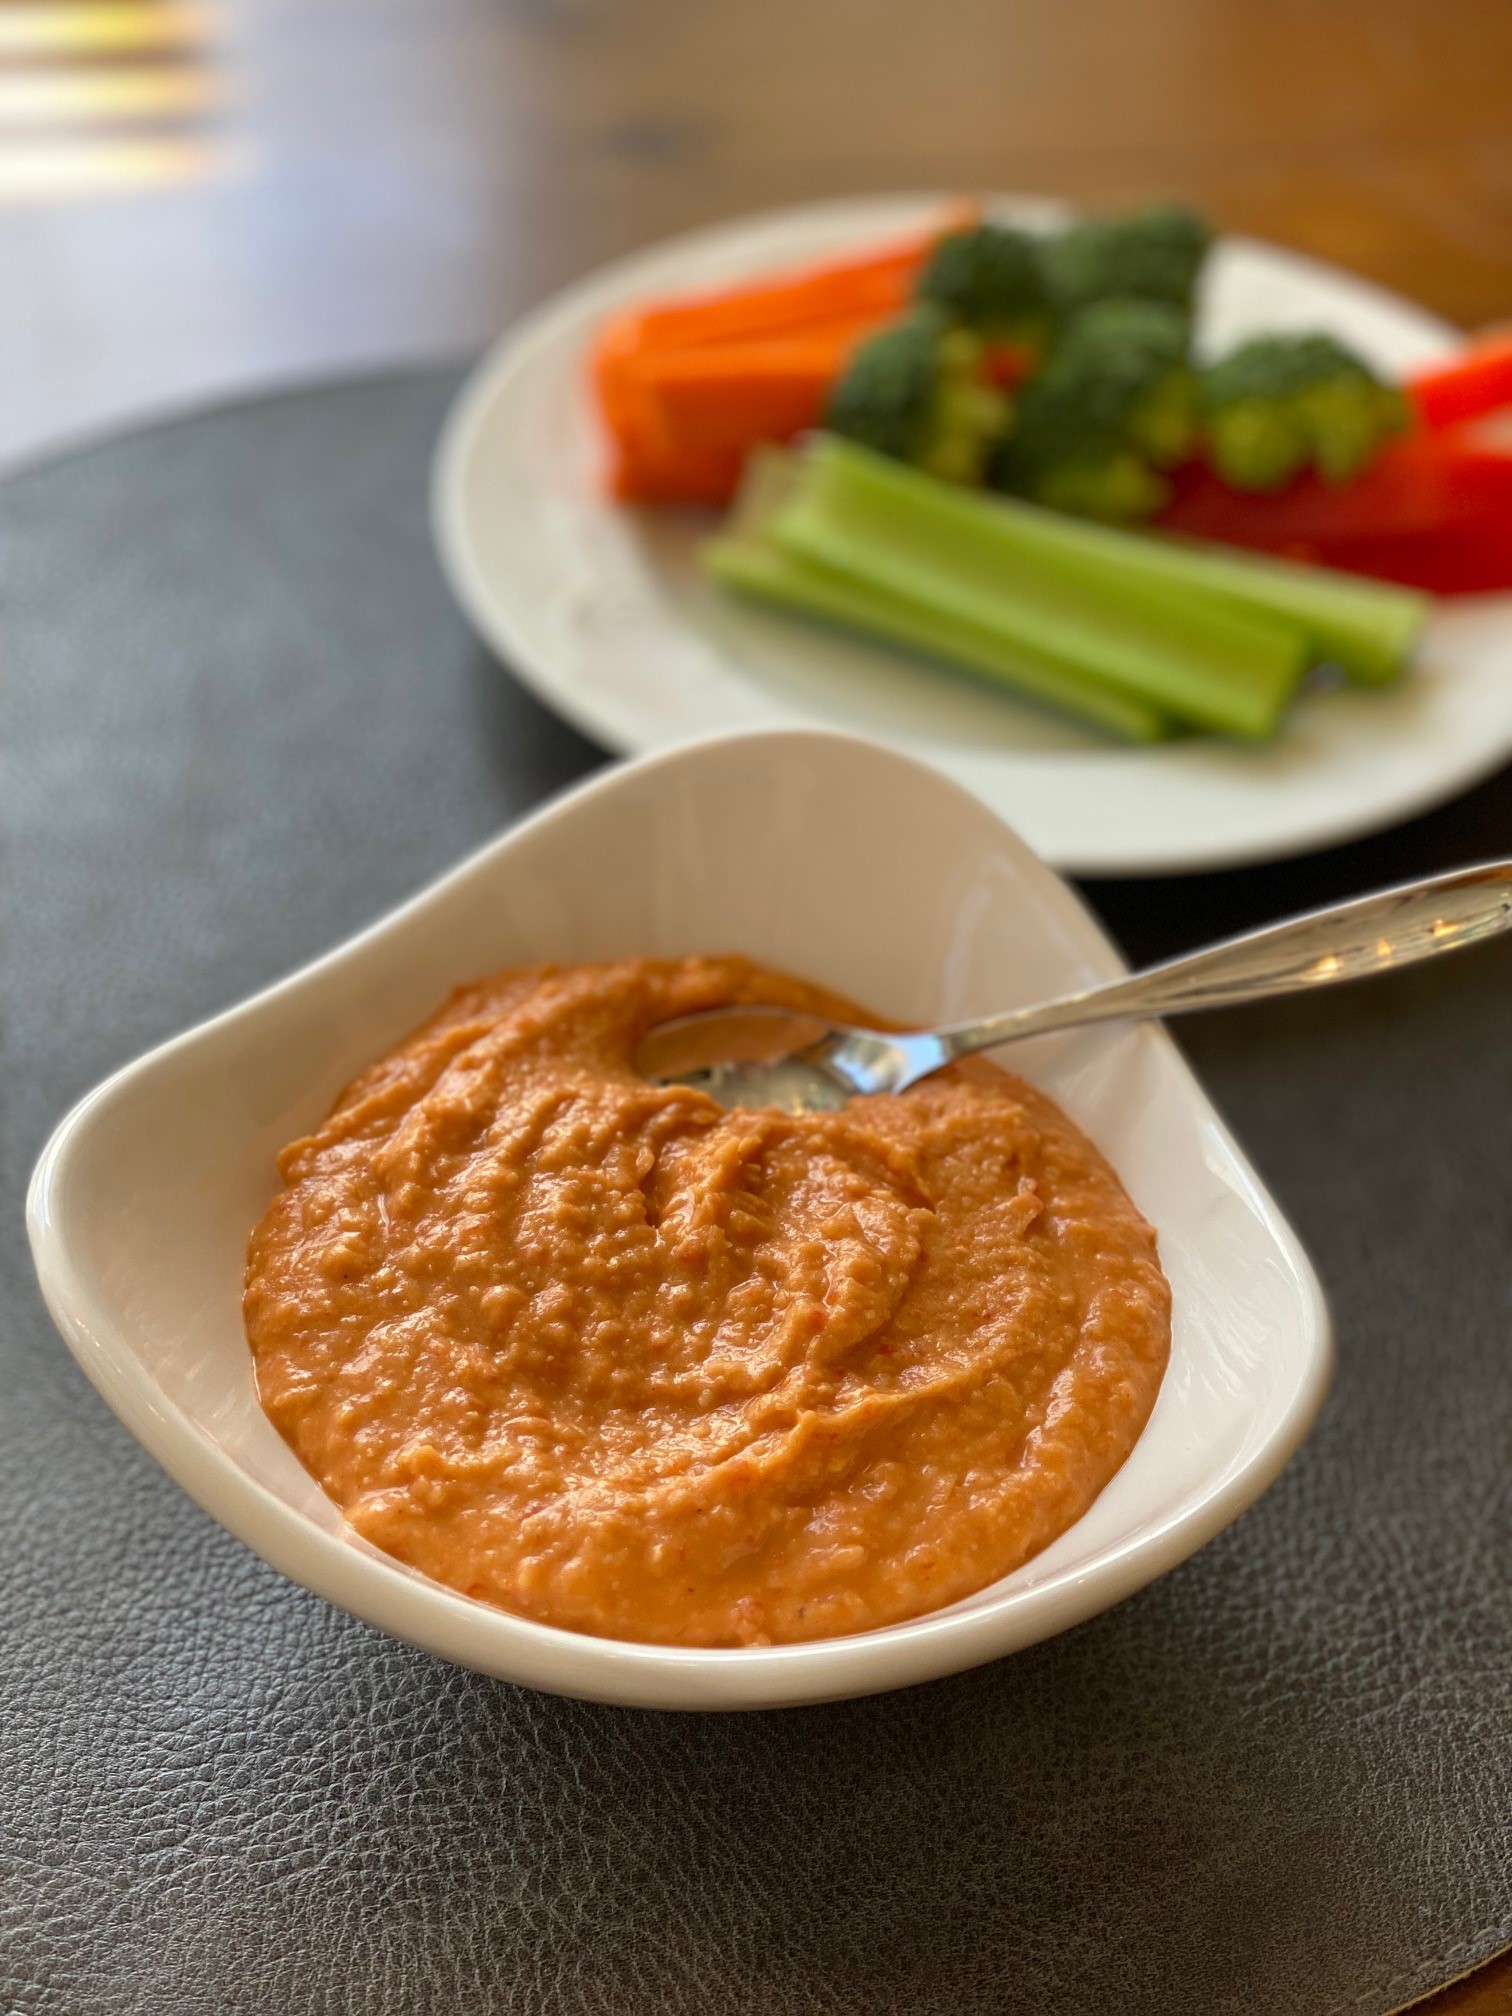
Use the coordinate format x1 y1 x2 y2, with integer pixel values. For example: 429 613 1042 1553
605 434 744 507
591 285 899 479
591 209 976 503
621 318 880 452
598 211 969 359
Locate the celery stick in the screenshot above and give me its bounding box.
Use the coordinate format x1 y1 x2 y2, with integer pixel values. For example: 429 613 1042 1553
1100 530 1426 686
706 533 1170 743
778 439 1310 740
813 435 1427 685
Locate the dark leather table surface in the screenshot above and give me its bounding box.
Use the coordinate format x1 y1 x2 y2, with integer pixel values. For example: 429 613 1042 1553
4 370 1510 2016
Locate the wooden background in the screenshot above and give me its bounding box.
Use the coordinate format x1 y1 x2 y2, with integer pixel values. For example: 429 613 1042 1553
2 0 1508 2005
3 0 1512 469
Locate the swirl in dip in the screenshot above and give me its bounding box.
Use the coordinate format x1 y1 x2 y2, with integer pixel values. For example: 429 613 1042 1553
245 958 1170 1647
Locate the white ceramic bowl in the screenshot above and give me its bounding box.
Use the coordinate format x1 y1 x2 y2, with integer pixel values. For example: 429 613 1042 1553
28 729 1331 1710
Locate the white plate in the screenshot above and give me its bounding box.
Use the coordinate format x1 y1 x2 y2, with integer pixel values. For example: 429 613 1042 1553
28 729 1330 1709
433 192 1512 877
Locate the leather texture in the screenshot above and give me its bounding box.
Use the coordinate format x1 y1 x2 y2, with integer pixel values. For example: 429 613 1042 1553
3 370 1510 2016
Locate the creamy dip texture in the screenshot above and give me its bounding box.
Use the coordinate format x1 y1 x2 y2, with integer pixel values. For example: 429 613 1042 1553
244 957 1170 1647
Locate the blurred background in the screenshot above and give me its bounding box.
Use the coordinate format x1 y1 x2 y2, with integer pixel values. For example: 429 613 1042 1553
4 0 1512 468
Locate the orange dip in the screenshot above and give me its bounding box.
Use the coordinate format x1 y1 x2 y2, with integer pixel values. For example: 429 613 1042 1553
245 958 1170 1647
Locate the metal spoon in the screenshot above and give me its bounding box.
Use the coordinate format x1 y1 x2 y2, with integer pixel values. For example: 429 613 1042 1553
635 860 1512 1114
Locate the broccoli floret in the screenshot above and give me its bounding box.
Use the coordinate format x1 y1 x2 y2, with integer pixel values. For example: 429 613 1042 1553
991 298 1199 522
915 223 1052 347
1043 203 1212 322
1200 333 1410 490
824 305 1009 484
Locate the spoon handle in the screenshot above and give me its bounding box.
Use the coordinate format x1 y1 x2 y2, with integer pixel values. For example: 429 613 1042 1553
940 860 1512 1060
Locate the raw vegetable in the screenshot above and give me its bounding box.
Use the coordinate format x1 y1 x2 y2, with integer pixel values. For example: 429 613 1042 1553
707 525 1169 742
608 434 744 506
1199 333 1411 491
824 305 1009 484
1061 516 1428 687
596 219 957 360
594 198 1511 607
1408 330 1512 430
1159 435 1512 550
991 298 1198 522
756 439 1312 738
1299 521 1512 596
876 440 1428 684
592 218 972 504
1041 204 1212 322
617 318 880 453
915 223 1053 347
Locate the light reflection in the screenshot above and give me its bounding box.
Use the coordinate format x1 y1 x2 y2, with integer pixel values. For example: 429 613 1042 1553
1306 953 1343 980
0 68 219 126
0 1 223 200
0 5 210 58
0 135 219 200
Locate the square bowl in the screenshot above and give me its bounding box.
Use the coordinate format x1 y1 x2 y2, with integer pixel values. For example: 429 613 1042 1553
27 728 1331 1710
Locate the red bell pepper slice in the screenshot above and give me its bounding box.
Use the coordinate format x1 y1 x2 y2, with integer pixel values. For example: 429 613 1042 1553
1408 330 1512 430
1304 519 1512 596
1159 435 1512 550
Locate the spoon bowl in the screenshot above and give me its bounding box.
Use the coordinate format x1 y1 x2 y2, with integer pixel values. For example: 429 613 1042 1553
636 1005 955 1111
